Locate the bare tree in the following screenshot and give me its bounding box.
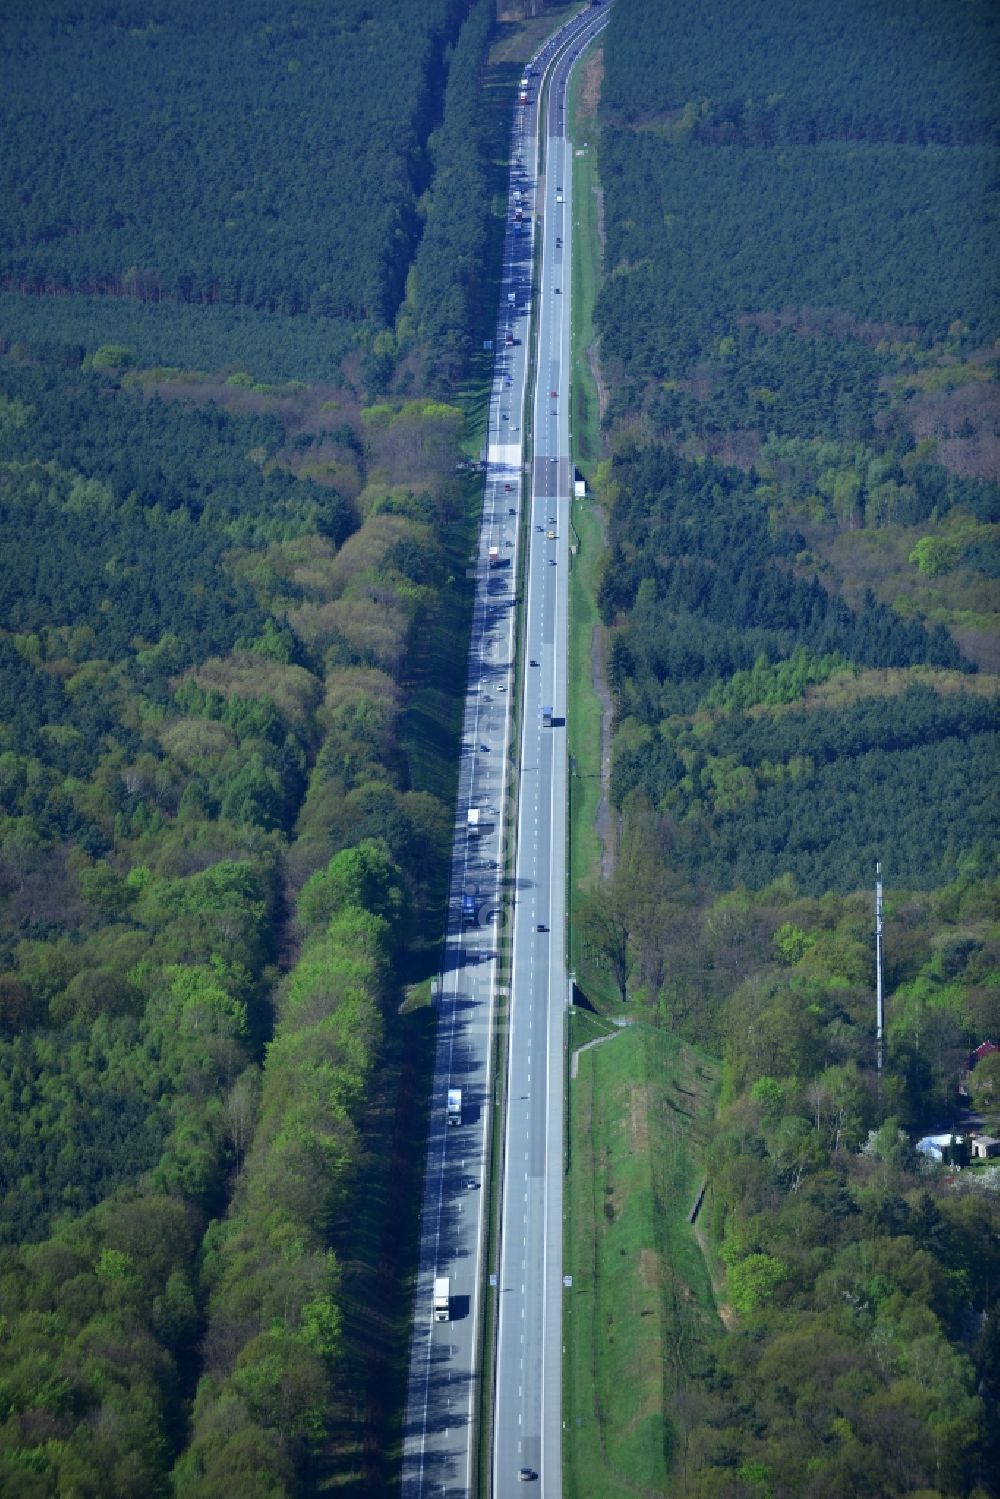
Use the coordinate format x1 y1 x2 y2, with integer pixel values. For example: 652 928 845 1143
223 1068 261 1174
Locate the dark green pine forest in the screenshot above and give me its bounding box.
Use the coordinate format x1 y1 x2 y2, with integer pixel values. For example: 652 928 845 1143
0 0 513 1493
573 0 1000 1494
0 0 498 386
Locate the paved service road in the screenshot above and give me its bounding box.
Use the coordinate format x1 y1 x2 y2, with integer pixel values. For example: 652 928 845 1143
401 7 611 1497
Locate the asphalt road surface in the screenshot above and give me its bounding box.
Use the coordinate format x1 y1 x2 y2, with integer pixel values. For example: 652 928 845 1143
402 9 611 1496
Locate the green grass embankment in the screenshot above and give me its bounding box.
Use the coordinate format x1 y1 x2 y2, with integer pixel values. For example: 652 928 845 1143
566 51 614 1001
564 1025 721 1498
568 79 604 474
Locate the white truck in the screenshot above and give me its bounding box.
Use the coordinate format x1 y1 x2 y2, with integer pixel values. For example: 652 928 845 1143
467 808 480 835
433 1276 451 1321
447 1087 462 1125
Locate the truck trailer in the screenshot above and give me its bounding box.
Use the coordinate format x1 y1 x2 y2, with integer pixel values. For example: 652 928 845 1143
433 1276 450 1321
447 1087 463 1125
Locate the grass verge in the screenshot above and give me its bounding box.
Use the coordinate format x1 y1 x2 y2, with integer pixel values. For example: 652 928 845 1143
568 60 604 474
567 492 607 982
565 34 614 1002
564 1024 721 1498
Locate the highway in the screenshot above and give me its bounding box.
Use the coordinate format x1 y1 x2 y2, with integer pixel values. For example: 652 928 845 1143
492 13 612 1495
401 7 611 1496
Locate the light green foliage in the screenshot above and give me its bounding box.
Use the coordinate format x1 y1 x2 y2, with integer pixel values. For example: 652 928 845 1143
184 832 403 1481
95 1247 136 1282
0 390 32 434
773 922 816 965
297 1295 342 1361
701 648 849 713
231 1332 330 1445
165 965 248 1039
749 1075 787 1119
0 1197 199 1492
90 344 134 369
910 534 963 576
726 1253 789 1315
296 839 408 943
909 521 999 577
66 473 116 517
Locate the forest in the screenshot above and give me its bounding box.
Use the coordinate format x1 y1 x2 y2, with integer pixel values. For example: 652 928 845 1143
0 0 511 1469
575 0 1000 1493
595 437 997 895
0 322 478 1489
602 0 1000 144
0 0 500 391
1 0 460 321
0 0 528 1484
597 137 998 377
595 0 1000 463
